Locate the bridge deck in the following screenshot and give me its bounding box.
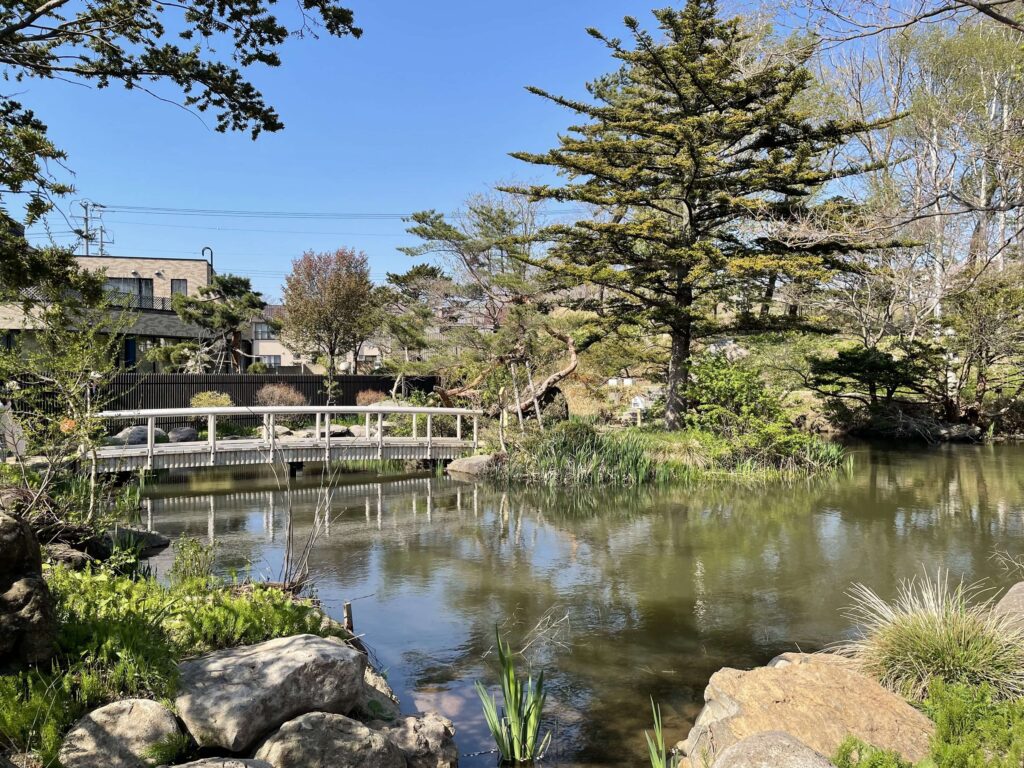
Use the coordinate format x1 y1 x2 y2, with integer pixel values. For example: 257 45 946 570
94 436 473 473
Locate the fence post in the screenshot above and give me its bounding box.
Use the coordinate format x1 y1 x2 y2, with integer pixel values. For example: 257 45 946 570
376 413 383 459
412 414 418 439
315 413 322 441
325 412 331 463
457 414 462 440
473 415 478 451
269 414 276 461
365 412 371 440
208 414 216 465
427 414 433 458
146 416 156 470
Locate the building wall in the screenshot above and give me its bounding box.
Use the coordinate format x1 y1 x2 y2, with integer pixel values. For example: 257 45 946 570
76 256 212 297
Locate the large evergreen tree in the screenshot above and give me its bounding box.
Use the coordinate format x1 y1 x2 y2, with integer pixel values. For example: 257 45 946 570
509 0 882 427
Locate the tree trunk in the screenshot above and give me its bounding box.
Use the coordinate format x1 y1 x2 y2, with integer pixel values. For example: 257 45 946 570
665 320 692 429
760 275 777 318
326 352 336 405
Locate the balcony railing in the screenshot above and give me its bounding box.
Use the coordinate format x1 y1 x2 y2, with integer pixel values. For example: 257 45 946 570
106 292 176 312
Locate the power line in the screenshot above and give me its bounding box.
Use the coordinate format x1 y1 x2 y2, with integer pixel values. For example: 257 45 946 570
100 203 585 220
101 219 411 237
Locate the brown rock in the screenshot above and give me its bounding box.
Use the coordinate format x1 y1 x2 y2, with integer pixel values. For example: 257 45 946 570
678 655 933 766
994 582 1024 624
0 511 54 666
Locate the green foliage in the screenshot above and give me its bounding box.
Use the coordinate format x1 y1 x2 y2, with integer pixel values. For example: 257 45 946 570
246 361 270 374
190 391 234 409
686 355 847 474
168 536 217 588
645 699 679 768
808 346 939 408
475 631 551 764
839 574 1024 702
0 562 350 762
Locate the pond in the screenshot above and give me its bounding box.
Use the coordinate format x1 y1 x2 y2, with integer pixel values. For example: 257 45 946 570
141 443 1024 766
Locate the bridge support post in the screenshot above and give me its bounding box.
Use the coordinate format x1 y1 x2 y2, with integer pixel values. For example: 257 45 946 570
427 414 433 459
146 417 155 470
456 414 462 440
376 413 383 459
412 414 418 439
324 412 331 463
473 416 478 451
315 413 322 441
208 414 217 465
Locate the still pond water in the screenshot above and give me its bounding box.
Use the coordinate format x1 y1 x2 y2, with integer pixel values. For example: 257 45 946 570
143 443 1024 766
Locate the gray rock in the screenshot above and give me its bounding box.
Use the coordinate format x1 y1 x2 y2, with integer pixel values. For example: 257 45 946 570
371 713 458 768
105 526 171 557
446 454 495 478
710 732 837 768
59 698 181 768
111 425 168 445
0 511 54 666
352 666 402 722
995 582 1024 623
168 426 200 443
254 712 405 768
348 424 368 438
44 542 95 570
176 634 366 752
162 761 272 768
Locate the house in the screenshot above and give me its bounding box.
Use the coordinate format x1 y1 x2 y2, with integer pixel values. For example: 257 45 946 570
0 254 214 372
242 306 384 373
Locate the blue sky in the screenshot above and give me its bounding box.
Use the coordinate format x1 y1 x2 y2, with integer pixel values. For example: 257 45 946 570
25 0 681 300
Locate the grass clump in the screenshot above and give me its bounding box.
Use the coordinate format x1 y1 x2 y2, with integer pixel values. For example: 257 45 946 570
837 572 1024 702
502 420 669 486
475 631 551 764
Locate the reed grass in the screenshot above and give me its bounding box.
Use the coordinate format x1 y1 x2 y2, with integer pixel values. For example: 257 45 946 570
645 699 678 768
475 631 551 764
836 572 1024 701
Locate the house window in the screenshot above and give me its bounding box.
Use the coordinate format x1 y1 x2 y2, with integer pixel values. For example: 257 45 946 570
259 355 282 368
253 322 277 340
105 277 154 308
171 279 187 296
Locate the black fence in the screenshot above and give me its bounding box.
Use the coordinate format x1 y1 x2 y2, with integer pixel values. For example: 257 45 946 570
102 373 438 411
22 374 439 432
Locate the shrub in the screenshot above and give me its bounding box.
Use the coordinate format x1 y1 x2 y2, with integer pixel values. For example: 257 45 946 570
837 572 1024 701
168 535 217 588
256 383 307 408
246 361 269 374
190 391 233 409
356 389 386 406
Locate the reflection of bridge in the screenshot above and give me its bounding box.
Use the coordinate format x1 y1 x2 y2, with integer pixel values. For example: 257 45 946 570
94 406 481 473
143 476 484 542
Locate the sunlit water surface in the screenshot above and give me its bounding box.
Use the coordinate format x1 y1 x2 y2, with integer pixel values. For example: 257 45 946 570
141 443 1024 766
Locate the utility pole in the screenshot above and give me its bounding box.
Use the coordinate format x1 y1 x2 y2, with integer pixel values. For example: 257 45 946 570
80 201 91 256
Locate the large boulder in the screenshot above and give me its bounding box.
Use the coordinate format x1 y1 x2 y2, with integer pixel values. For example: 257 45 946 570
0 511 55 666
175 634 366 752
710 732 837 768
677 654 933 767
254 712 405 768
58 698 182 768
370 713 458 768
111 425 168 445
995 582 1024 624
168 426 200 443
352 666 402 722
446 454 495 478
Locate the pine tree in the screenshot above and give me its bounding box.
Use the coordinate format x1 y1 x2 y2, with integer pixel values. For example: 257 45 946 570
509 0 882 427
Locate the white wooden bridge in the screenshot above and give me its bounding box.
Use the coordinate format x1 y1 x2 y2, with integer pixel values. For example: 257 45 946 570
93 405 482 473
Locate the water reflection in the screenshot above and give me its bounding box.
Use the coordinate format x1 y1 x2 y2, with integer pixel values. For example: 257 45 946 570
143 444 1024 767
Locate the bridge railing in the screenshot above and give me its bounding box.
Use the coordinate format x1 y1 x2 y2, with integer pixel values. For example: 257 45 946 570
97 405 483 465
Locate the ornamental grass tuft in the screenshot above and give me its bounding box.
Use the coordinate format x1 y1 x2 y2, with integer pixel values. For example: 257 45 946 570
837 572 1024 702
